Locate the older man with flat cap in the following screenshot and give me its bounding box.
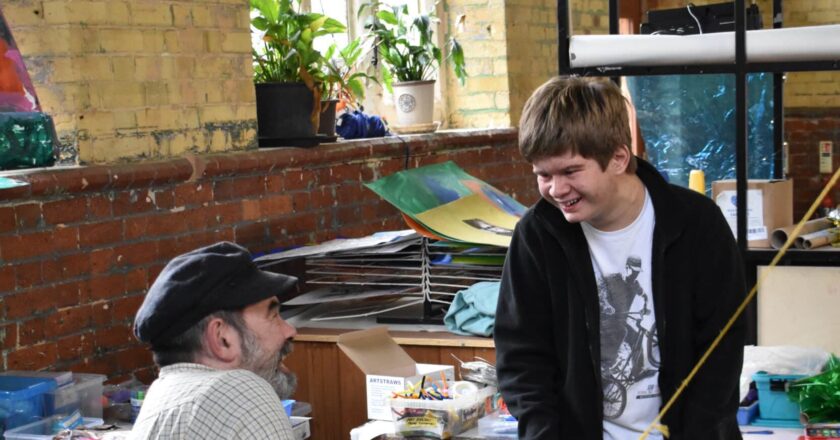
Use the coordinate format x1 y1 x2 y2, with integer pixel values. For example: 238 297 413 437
130 241 299 440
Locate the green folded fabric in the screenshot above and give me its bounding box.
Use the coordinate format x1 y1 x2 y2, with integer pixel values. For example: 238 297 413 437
444 281 500 337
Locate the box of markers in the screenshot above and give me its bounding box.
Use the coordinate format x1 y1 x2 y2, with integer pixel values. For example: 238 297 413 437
337 327 455 421
389 385 496 439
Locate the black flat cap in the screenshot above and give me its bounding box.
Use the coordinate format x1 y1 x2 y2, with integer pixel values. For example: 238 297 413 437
134 241 298 347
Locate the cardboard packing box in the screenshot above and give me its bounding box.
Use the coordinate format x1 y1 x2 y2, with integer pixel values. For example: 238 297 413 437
711 179 793 248
337 327 456 421
290 416 311 440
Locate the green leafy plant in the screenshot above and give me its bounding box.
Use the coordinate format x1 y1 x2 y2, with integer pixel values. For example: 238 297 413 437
788 355 840 423
319 37 378 110
250 0 346 126
359 1 466 93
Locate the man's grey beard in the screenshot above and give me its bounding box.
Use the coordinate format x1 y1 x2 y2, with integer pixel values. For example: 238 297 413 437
240 330 298 400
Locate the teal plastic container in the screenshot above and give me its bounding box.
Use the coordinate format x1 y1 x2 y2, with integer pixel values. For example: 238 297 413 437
753 372 806 420
0 377 58 434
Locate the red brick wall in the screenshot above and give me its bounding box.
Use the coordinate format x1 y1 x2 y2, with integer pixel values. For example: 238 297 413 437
0 129 537 382
784 109 840 219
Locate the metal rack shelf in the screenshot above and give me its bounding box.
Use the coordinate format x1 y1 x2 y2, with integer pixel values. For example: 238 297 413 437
565 60 840 77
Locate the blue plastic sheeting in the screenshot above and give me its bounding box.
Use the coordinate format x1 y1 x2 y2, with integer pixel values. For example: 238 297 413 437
626 73 775 195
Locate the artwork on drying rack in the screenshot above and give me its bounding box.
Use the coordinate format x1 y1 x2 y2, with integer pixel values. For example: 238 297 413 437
0 9 41 112
1 7 57 170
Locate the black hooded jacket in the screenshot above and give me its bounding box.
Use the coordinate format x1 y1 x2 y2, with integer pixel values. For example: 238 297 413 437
494 158 746 439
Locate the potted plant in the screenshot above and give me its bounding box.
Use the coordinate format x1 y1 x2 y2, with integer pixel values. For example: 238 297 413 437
250 0 345 146
361 1 466 129
317 37 378 137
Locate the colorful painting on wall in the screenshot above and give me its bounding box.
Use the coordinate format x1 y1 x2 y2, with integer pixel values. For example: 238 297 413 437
0 6 56 170
0 9 40 112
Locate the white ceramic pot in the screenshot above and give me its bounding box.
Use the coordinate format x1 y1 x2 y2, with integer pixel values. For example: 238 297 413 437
391 80 435 126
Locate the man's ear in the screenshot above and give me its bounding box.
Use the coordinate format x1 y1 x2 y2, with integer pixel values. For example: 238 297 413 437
610 145 632 174
203 317 240 364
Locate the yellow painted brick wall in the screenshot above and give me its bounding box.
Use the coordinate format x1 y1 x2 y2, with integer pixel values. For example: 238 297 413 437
505 0 560 126
444 0 512 129
443 0 605 129
646 0 840 108
570 0 609 35
5 0 256 164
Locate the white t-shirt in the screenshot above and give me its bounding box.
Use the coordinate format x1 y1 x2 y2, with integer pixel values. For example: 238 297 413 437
581 189 662 440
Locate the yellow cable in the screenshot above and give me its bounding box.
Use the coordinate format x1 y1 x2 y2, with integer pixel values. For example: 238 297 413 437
640 166 840 440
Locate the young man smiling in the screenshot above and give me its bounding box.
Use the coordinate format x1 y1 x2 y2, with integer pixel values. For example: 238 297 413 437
131 241 299 440
494 76 746 440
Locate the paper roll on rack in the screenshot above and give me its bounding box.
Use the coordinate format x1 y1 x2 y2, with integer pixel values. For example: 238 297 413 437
770 218 833 249
795 227 840 249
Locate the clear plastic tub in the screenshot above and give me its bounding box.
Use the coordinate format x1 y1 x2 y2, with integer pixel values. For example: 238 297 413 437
389 386 495 439
0 372 73 388
3 415 103 440
48 373 106 419
477 410 518 437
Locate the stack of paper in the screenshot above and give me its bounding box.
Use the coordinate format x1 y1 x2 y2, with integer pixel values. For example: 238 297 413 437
256 162 523 324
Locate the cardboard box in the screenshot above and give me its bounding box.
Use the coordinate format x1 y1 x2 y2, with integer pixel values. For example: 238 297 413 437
290 416 311 440
711 179 793 248
337 327 456 421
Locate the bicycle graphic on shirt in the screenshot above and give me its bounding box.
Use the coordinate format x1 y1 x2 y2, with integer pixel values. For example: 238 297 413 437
598 256 661 419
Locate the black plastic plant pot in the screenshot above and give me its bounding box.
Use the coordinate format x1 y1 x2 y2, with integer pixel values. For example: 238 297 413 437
255 82 319 147
318 99 339 137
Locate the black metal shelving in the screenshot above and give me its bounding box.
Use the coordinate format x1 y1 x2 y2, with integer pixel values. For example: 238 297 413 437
557 0 840 342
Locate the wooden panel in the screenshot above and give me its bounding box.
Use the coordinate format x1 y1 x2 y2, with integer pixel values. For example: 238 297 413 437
338 346 368 438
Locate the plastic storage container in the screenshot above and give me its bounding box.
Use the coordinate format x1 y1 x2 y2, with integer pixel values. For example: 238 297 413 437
477 410 518 437
0 372 73 388
389 386 495 439
753 371 806 420
48 373 106 419
0 377 57 434
3 415 103 440
737 401 759 425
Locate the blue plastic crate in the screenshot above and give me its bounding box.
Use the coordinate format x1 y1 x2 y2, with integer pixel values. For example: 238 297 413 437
753 371 806 421
0 376 58 434
737 401 759 425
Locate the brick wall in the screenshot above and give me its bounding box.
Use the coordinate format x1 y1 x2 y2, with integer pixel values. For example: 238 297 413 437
785 109 840 219
3 0 255 164
0 130 537 381
445 0 512 129
442 0 605 129
505 0 564 126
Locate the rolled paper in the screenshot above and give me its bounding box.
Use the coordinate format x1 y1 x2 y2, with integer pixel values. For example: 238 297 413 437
770 218 833 249
795 227 840 249
688 169 705 194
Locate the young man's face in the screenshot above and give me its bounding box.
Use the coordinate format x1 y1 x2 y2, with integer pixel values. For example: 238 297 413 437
533 151 625 230
240 296 298 399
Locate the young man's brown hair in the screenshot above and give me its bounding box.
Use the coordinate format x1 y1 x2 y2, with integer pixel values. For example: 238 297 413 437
518 76 636 173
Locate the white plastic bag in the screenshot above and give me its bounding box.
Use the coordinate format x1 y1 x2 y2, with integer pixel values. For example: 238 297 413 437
740 345 831 401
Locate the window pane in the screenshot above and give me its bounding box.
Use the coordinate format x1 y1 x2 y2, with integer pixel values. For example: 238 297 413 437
311 0 349 53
